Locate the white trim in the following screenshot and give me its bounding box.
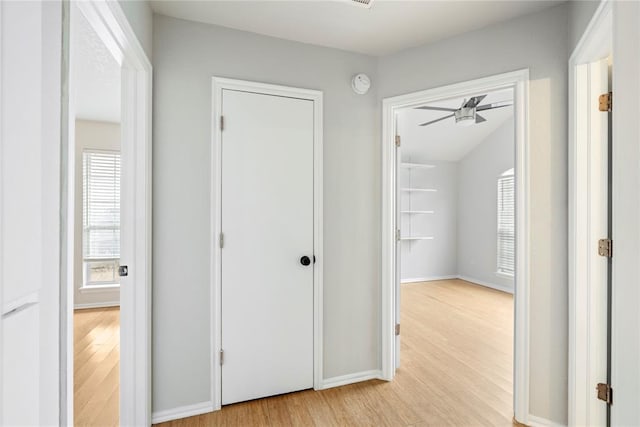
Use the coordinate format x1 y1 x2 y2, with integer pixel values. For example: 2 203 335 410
457 275 514 295
318 370 382 390
211 77 323 411
568 2 612 426
78 284 120 293
74 301 119 310
151 401 214 424
381 69 530 422
400 275 457 283
495 271 515 280
527 414 566 427
61 2 152 426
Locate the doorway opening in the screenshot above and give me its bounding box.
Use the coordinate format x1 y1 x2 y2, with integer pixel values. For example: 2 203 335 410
62 2 152 425
381 70 530 423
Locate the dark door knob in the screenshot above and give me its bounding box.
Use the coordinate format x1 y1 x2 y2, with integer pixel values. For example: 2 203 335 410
300 256 311 266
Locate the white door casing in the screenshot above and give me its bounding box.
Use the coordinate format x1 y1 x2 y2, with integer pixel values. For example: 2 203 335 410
381 69 530 423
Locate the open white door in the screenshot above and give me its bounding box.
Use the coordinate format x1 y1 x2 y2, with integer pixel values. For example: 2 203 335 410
1 1 62 424
220 89 314 405
394 116 402 369
576 57 610 426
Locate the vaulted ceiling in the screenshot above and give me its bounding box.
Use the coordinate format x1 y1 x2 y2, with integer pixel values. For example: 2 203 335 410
150 0 564 56
398 88 513 162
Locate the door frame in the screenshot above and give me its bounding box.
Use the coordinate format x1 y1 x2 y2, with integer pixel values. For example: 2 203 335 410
380 69 531 423
568 1 613 425
211 77 324 410
61 1 152 425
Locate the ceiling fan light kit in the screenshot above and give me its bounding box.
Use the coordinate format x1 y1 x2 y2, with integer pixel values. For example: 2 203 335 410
454 107 476 126
416 94 512 127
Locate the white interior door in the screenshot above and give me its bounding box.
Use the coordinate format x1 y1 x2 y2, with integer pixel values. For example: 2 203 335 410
583 58 610 425
1 1 60 424
394 118 401 370
220 89 314 405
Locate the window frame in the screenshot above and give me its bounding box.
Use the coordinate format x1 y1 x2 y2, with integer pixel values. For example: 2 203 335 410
497 168 515 277
82 148 121 288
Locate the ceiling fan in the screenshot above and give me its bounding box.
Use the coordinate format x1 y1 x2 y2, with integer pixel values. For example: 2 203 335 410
415 95 512 127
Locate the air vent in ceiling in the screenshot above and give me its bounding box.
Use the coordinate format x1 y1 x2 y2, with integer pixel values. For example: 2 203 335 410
350 0 374 9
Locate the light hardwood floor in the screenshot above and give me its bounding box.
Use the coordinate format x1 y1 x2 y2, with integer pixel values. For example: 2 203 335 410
74 307 120 427
156 279 514 426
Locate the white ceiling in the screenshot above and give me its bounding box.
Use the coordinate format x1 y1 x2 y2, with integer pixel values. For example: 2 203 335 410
150 0 563 56
398 88 513 162
72 9 121 123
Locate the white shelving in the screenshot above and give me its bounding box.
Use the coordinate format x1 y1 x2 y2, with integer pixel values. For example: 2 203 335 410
401 188 437 192
401 162 436 170
401 210 435 214
400 236 434 241
401 160 436 242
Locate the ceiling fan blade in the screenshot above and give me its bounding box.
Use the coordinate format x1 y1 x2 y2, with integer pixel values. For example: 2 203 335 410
415 105 458 112
475 113 487 124
464 95 487 108
476 102 513 112
419 114 454 127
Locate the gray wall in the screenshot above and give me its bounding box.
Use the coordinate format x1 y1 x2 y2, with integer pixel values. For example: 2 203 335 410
399 160 458 282
152 15 379 412
148 2 598 424
378 4 569 423
74 120 121 308
568 0 601 54
457 120 515 292
119 0 153 60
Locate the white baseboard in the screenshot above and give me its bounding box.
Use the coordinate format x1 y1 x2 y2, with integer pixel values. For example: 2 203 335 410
152 401 214 424
401 275 457 284
457 275 514 294
74 301 120 310
527 414 566 427
318 369 382 390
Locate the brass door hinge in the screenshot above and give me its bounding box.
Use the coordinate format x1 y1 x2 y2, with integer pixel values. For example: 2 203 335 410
395 324 400 336
219 349 224 365
395 135 401 147
220 116 225 131
597 383 612 404
219 233 224 249
598 238 612 258
599 92 612 112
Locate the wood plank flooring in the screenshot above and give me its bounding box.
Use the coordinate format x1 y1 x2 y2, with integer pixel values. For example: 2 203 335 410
74 307 120 427
156 279 514 426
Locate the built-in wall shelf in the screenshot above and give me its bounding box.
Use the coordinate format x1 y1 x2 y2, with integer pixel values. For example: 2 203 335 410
401 162 436 170
401 188 437 192
401 210 435 214
400 236 435 241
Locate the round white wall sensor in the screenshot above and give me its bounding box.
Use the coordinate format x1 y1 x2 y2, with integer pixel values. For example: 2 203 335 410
351 73 371 95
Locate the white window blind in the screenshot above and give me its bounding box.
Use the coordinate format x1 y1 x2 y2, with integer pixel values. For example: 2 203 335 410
83 151 121 260
497 171 515 276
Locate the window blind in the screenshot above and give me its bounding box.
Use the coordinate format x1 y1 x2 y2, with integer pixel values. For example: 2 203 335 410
497 173 515 276
83 151 121 259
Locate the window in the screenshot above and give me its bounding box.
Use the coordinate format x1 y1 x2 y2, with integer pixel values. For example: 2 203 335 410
83 150 120 287
497 168 515 277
